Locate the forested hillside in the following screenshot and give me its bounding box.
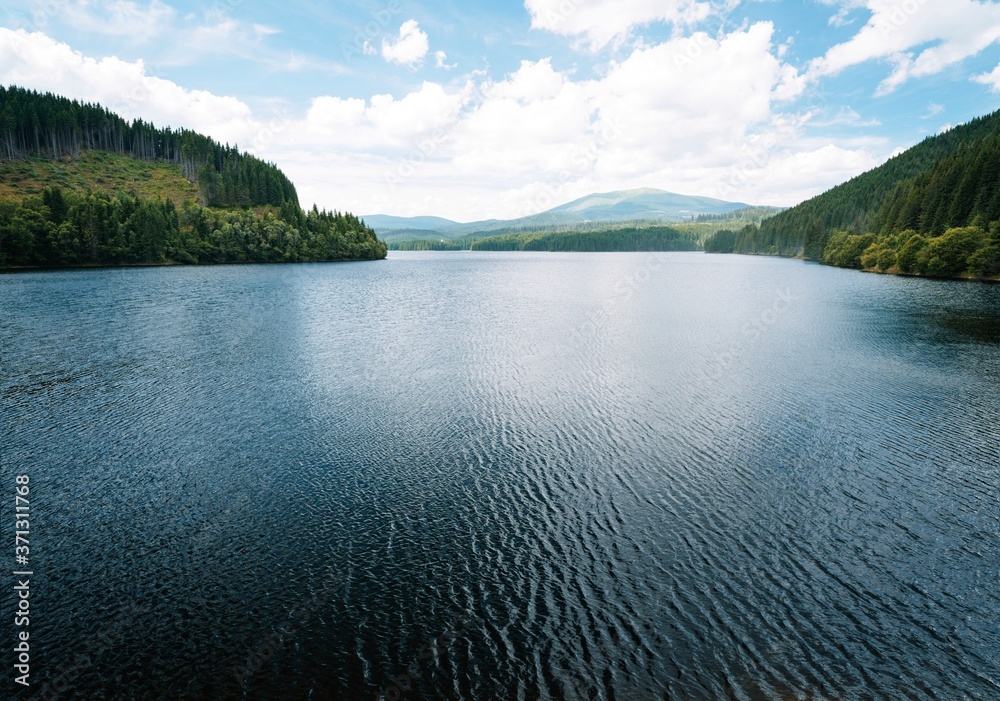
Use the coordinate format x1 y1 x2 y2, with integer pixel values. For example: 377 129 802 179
0 150 203 203
389 224 699 252
387 207 783 252
0 189 386 266
704 109 1000 279
0 86 297 208
468 225 697 251
0 86 387 267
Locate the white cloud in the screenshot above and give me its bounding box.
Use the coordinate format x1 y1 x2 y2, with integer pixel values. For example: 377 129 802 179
827 8 855 27
0 29 258 146
61 0 176 42
449 58 592 179
972 63 1000 91
818 0 867 27
160 15 307 70
304 82 468 147
524 0 711 49
810 105 880 127
921 102 945 118
252 24 281 37
381 20 429 67
7 0 337 73
286 22 878 218
807 0 1000 95
435 50 456 70
746 143 880 204
0 24 888 221
186 19 240 51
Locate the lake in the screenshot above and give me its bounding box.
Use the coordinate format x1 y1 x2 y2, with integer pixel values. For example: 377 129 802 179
2 251 998 700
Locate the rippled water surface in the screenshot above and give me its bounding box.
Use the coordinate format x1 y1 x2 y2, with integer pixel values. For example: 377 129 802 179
2 252 998 700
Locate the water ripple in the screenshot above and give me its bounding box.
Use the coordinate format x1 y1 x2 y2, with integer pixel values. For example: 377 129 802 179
0 254 997 699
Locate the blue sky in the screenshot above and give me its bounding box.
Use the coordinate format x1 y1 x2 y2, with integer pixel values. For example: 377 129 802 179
1 0 1000 220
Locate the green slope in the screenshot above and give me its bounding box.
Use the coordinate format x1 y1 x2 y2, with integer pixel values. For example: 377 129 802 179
0 151 201 204
466 225 699 252
0 86 387 267
388 207 783 252
706 109 1000 279
0 85 298 209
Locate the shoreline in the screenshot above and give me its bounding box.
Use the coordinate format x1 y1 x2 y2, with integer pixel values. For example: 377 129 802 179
0 256 387 274
706 250 1000 284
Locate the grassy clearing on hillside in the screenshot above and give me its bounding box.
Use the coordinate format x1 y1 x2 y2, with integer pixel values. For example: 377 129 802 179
0 151 202 204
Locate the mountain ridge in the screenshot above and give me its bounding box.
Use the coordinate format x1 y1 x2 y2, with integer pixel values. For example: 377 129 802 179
364 188 753 240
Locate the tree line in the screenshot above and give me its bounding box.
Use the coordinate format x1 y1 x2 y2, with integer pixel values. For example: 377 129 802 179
0 85 298 208
691 206 784 224
470 226 698 251
389 225 699 252
821 225 1000 278
704 108 1000 278
0 187 387 267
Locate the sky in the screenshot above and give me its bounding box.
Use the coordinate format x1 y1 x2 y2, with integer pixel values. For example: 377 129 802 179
1 0 1000 222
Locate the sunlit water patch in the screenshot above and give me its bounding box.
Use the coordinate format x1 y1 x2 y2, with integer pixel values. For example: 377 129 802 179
1 252 997 700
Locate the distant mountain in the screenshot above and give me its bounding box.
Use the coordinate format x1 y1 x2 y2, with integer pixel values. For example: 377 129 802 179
547 188 749 221
360 214 464 231
388 206 783 253
365 188 751 239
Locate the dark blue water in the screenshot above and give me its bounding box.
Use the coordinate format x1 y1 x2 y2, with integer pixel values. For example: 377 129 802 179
2 252 998 700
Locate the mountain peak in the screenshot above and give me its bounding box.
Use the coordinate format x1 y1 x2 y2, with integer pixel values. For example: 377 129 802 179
547 188 749 219
367 188 752 238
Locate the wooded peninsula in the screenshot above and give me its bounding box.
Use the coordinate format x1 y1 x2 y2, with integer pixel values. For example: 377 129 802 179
0 86 386 268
